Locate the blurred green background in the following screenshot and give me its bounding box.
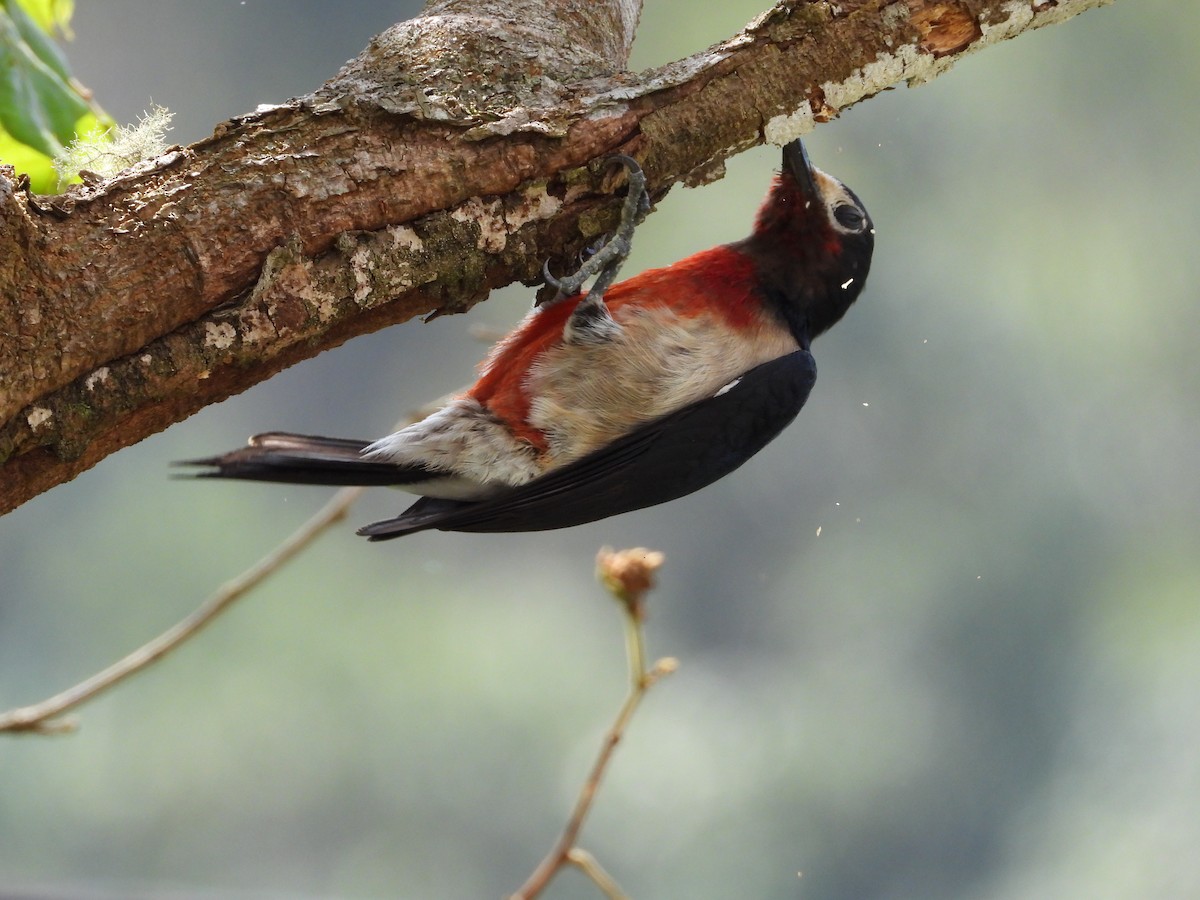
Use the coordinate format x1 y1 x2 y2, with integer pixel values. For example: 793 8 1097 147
3 2 1198 898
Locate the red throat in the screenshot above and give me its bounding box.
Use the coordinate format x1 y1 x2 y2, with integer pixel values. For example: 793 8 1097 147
754 175 840 260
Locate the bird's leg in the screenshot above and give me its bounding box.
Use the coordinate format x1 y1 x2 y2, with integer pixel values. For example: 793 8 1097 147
546 155 650 344
576 235 609 266
544 156 649 298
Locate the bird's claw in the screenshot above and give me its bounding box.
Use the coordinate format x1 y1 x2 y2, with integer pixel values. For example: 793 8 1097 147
541 153 651 304
542 258 564 293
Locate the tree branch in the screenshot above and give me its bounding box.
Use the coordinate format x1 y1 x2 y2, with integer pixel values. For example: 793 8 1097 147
511 548 676 899
0 0 1112 515
0 486 365 735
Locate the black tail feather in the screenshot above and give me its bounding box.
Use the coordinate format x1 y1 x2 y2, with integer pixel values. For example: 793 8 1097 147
356 496 476 541
175 432 434 487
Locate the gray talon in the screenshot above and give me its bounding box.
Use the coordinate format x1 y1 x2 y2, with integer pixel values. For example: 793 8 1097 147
541 154 651 305
542 258 564 293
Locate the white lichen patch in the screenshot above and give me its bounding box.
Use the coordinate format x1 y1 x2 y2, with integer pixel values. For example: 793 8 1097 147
505 183 561 232
822 41 946 111
238 308 278 346
204 321 237 350
448 182 567 253
810 0 1105 114
349 243 374 303
27 407 53 431
389 224 425 253
84 367 111 391
316 292 340 321
451 196 508 252
980 0 1035 39
880 0 911 36
764 105 816 147
469 108 570 139
981 0 1109 43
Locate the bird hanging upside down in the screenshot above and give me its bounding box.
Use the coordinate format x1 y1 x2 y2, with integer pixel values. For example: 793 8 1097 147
181 140 874 540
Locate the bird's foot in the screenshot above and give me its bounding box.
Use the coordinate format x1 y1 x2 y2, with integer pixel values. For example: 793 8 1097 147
543 154 650 304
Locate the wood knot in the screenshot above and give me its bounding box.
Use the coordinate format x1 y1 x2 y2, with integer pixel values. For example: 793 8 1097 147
907 0 982 56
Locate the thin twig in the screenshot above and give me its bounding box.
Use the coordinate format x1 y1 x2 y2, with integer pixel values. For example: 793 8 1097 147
0 486 365 735
511 548 676 900
567 849 629 900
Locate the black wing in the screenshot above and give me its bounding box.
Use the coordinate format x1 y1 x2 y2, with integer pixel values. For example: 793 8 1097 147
358 350 817 539
176 432 436 487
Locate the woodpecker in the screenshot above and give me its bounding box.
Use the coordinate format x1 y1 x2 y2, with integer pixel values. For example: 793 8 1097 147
182 140 874 539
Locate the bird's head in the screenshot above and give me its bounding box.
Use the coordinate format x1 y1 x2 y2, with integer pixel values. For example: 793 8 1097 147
741 139 874 348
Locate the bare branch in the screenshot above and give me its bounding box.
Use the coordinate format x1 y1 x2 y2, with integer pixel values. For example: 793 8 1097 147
512 548 677 900
0 486 364 735
0 0 1113 514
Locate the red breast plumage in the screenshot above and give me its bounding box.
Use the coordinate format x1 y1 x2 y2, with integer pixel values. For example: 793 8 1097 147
470 245 793 462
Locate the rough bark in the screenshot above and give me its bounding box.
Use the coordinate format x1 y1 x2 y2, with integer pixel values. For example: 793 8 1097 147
0 0 1112 515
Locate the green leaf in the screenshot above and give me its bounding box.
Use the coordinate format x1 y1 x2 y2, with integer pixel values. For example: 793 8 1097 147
14 0 75 38
0 1 89 156
0 0 109 192
0 125 54 191
8 0 75 81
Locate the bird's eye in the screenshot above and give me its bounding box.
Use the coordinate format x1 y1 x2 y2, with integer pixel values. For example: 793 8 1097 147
834 204 866 231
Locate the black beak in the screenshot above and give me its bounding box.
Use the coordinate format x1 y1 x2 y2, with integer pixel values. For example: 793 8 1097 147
782 139 819 200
